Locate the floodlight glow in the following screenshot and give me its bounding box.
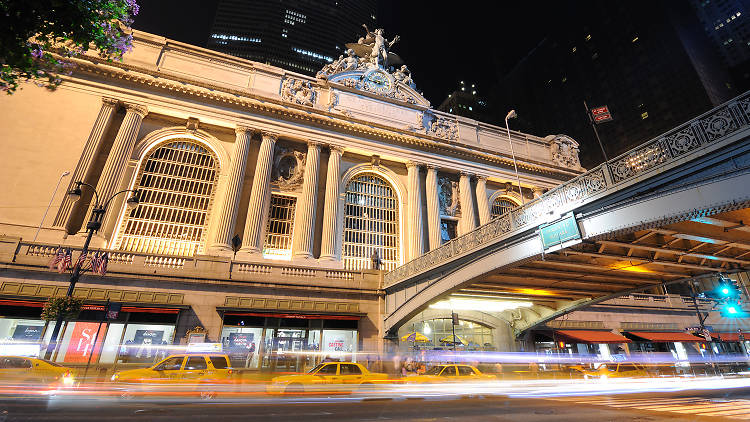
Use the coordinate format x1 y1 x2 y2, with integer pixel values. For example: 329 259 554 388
727 306 738 314
429 298 533 312
722 287 730 295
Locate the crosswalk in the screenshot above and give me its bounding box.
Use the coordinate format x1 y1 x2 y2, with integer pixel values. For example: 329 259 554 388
548 395 750 419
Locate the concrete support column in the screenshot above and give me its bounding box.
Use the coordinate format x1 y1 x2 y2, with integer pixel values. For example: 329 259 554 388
458 172 476 235
209 125 253 252
406 161 424 261
291 141 321 259
95 102 148 238
320 146 343 261
425 165 441 250
54 97 119 231
240 131 277 254
476 175 491 225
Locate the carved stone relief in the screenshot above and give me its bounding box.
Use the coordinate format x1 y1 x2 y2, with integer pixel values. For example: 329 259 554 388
280 77 316 107
406 110 458 141
438 176 461 217
271 145 306 191
548 134 581 168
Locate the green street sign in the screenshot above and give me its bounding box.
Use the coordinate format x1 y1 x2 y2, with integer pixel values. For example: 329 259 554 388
540 215 581 250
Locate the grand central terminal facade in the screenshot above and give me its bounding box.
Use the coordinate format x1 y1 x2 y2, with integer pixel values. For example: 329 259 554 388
0 29 587 370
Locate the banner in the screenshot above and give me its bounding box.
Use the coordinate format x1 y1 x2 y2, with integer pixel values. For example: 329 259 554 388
63 322 106 363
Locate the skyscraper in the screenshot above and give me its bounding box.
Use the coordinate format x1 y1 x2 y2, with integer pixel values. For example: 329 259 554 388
496 1 735 169
436 81 490 122
207 0 377 75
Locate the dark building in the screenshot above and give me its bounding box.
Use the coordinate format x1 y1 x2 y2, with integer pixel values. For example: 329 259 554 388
436 81 491 121
207 0 377 75
496 1 736 169
689 0 750 91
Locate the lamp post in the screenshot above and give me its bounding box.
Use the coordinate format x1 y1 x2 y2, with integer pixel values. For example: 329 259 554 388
44 181 139 360
504 110 524 205
33 171 70 242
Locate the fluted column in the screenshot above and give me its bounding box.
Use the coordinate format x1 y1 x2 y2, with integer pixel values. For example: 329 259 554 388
320 146 343 261
292 141 321 259
458 172 476 235
476 175 491 226
425 165 441 250
406 161 424 261
240 131 277 254
96 102 148 237
55 97 119 231
210 126 253 251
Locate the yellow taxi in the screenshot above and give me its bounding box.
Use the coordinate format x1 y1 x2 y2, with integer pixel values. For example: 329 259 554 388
0 356 76 387
111 353 234 384
268 362 388 394
575 362 650 379
403 364 496 383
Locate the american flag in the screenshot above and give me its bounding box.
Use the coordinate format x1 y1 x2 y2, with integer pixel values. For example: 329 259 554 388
90 252 101 274
48 247 64 271
98 252 108 276
75 251 87 270
58 248 72 273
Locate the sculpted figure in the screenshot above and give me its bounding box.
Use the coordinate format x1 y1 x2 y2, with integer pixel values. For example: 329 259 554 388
342 49 358 71
370 28 399 68
394 65 414 87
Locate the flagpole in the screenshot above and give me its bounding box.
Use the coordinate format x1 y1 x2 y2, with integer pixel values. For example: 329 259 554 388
584 100 609 163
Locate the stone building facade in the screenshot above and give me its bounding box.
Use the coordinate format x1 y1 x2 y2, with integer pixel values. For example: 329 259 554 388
0 30 582 369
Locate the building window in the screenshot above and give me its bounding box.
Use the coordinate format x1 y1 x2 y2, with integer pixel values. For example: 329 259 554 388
263 195 296 259
116 139 218 256
491 197 518 218
440 219 458 243
342 173 400 271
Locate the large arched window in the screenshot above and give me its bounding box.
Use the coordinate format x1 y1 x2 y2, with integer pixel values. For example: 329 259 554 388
116 139 219 256
342 173 400 271
491 197 518 219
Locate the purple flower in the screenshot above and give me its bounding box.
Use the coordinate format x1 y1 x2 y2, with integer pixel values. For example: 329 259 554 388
126 0 140 16
31 47 43 59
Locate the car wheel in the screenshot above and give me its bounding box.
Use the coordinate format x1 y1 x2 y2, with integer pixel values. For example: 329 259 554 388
285 383 304 394
200 391 216 400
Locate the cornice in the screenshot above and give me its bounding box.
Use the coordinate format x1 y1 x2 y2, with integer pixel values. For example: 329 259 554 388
66 55 581 179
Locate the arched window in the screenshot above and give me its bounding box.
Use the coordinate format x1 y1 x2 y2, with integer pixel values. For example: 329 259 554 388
342 173 400 271
116 139 219 256
491 197 518 219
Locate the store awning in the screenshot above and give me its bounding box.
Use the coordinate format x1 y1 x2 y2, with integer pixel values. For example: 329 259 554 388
711 333 745 342
223 311 360 321
556 330 631 344
627 331 706 342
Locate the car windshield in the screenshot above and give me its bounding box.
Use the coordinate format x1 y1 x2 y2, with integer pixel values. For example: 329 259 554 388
425 366 445 375
308 364 326 374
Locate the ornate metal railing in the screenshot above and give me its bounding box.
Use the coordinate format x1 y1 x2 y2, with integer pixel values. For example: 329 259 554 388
385 91 750 287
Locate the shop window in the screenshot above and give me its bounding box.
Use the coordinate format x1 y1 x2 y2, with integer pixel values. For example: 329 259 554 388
54 322 106 363
99 323 125 364
221 326 262 369
342 173 400 271
118 323 175 364
116 139 219 257
185 356 208 370
263 195 296 259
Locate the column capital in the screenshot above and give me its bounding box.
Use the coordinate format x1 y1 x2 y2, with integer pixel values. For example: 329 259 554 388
123 102 148 117
405 161 424 169
476 174 489 182
260 131 279 143
459 170 474 178
426 163 439 171
235 125 254 135
101 97 119 107
307 140 323 149
328 145 345 155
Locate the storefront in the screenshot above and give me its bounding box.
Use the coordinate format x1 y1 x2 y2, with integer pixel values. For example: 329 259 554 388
540 330 631 361
625 331 707 370
0 298 183 365
219 311 360 372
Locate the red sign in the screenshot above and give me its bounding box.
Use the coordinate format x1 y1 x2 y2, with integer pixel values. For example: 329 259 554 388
591 105 609 115
591 105 613 124
64 322 105 363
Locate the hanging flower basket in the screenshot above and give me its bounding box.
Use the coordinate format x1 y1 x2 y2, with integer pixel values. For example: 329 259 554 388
41 297 83 321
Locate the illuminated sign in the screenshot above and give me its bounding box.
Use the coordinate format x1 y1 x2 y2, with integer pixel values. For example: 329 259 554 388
591 105 613 124
540 215 581 251
64 322 105 363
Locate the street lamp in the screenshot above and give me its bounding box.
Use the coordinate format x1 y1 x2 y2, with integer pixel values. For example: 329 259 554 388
504 110 524 205
33 171 70 242
44 181 139 360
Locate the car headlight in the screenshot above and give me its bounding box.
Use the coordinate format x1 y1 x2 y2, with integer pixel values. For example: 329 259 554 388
111 373 120 382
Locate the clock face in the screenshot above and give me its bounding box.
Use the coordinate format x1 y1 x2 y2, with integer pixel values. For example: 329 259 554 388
364 69 393 94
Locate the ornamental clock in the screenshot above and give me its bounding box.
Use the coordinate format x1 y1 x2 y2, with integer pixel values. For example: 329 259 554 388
362 68 394 94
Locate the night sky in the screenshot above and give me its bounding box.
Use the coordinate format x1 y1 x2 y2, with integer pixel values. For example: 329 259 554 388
131 0 565 108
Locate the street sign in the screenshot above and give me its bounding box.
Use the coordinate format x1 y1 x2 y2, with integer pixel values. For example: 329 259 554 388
451 312 459 325
106 302 121 320
540 215 581 250
591 105 613 124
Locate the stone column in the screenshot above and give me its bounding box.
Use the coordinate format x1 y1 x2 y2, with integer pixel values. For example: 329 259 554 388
406 161 424 261
54 97 119 231
292 142 321 259
425 165 441 251
96 102 148 237
476 175 491 226
240 131 277 254
458 172 476 235
320 146 343 261
209 126 253 252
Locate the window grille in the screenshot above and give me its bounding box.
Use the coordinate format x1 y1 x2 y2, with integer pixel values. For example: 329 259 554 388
117 140 218 256
342 173 400 272
491 197 517 219
263 194 296 259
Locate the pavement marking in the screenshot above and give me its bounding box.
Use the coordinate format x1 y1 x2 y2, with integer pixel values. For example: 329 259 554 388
547 396 750 419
